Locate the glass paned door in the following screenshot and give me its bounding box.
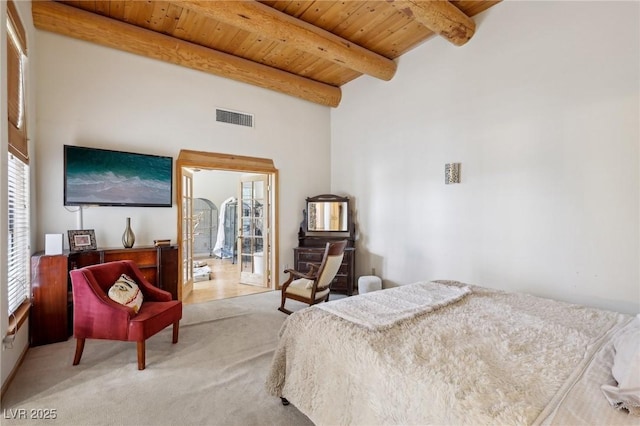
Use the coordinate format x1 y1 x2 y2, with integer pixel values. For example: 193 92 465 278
181 169 194 298
238 175 269 287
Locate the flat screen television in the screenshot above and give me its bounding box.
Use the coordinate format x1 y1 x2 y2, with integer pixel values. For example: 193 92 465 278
64 145 173 207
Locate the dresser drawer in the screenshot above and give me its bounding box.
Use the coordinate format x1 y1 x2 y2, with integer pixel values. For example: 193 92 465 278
295 248 352 262
293 245 355 296
296 260 350 275
296 250 324 262
103 249 157 267
330 275 349 292
296 261 318 274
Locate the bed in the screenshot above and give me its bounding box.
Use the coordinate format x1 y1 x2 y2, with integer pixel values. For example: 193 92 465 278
265 280 639 425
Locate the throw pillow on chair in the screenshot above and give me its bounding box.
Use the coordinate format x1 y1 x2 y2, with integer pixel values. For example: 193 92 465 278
108 274 144 313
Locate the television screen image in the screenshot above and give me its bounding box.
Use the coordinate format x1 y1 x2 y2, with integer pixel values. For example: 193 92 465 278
64 145 173 207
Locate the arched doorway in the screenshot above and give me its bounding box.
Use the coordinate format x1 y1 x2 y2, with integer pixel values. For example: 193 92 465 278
176 150 279 302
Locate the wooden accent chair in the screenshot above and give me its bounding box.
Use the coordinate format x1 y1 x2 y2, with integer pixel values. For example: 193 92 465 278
69 260 182 370
278 240 348 315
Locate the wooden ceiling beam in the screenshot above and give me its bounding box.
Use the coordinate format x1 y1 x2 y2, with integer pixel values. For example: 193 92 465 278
173 0 397 81
388 0 475 46
32 1 341 107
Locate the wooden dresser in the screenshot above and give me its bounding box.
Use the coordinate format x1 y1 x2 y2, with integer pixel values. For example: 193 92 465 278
294 244 355 295
294 194 356 296
30 245 178 346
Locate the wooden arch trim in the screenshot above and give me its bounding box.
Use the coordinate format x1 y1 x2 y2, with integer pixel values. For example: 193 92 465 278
176 150 278 173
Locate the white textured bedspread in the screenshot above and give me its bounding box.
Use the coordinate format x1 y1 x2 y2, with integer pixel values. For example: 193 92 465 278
265 281 633 426
316 281 471 330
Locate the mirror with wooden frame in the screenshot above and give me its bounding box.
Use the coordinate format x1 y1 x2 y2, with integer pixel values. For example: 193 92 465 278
306 194 349 232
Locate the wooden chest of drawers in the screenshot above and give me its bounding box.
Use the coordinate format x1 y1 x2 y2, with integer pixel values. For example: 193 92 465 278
293 246 355 296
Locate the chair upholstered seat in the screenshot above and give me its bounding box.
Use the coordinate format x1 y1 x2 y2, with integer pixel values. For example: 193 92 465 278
278 240 347 315
128 300 182 341
69 260 182 370
285 278 330 301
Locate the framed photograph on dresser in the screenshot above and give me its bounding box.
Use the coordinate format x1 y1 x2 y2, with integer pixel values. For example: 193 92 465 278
67 229 97 252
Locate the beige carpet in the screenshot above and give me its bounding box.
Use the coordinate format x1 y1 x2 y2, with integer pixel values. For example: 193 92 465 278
1 291 314 426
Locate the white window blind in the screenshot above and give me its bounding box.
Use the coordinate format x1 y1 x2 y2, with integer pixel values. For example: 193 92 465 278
6 0 30 316
7 153 30 314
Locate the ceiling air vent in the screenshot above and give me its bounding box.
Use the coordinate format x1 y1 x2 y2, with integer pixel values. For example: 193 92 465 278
216 109 254 128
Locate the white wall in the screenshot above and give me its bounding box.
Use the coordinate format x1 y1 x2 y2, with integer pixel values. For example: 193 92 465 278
193 170 238 214
35 31 331 260
331 1 639 314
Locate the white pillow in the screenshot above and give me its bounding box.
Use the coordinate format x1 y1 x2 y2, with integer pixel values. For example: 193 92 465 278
108 274 144 313
601 314 640 416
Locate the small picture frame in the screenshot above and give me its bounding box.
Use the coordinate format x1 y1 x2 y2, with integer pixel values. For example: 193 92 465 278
67 229 97 252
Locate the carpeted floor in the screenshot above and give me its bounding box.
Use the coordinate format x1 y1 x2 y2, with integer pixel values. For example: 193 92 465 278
1 291 314 426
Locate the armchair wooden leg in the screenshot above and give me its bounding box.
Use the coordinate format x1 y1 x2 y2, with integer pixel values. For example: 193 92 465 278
137 341 145 370
278 291 292 315
73 338 85 366
172 321 179 344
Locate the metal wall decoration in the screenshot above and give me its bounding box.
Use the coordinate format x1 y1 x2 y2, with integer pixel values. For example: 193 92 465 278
445 163 461 184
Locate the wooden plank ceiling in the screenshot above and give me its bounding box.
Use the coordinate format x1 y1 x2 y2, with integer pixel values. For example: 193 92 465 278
32 0 501 107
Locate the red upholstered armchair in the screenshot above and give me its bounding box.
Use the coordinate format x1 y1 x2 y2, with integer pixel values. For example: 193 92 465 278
69 260 182 370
